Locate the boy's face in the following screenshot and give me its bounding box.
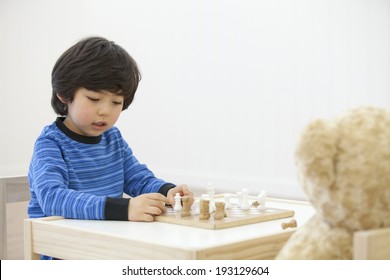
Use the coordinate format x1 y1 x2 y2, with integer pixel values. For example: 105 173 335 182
61 88 124 137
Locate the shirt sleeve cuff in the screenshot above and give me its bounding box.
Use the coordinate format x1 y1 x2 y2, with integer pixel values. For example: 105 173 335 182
104 197 130 221
158 183 176 196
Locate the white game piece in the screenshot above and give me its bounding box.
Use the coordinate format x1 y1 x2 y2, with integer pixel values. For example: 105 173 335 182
209 201 215 214
241 188 250 209
173 193 182 212
236 191 242 208
206 182 215 209
258 190 267 209
206 182 215 198
191 199 200 215
224 193 231 209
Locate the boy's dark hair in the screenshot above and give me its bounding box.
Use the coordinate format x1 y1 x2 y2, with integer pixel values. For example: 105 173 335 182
51 36 141 115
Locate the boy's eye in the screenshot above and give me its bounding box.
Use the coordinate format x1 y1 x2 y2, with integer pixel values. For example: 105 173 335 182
113 101 123 105
87 96 99 102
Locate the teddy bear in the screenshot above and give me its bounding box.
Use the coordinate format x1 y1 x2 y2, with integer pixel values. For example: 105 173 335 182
276 106 390 259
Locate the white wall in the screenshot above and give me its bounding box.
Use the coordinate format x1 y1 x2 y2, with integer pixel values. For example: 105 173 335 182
1 0 389 199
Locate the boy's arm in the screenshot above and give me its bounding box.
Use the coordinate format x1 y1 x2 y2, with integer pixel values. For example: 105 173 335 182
29 138 106 220
121 142 175 197
119 137 194 218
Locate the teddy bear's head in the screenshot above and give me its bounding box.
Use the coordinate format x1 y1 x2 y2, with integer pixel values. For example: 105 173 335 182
296 107 390 231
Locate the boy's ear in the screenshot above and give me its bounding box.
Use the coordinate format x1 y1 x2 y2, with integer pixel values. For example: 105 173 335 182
56 94 67 104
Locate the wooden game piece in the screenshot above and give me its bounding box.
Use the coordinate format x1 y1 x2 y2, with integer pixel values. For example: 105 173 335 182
201 194 214 214
214 201 225 220
173 193 182 212
181 196 191 217
252 201 260 207
199 199 210 220
281 219 297 230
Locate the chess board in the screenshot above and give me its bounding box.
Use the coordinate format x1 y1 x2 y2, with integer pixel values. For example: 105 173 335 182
155 193 295 230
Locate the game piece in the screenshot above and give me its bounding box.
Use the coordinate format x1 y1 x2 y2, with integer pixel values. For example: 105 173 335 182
257 190 267 209
224 193 231 209
191 199 200 215
209 202 215 213
173 193 182 212
201 193 214 214
214 201 225 220
241 188 250 209
199 199 210 220
201 194 209 205
236 191 242 208
206 183 216 213
281 219 297 230
181 196 191 217
252 201 260 207
206 182 215 198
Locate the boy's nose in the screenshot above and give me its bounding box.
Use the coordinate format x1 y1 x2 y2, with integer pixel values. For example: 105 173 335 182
97 105 110 116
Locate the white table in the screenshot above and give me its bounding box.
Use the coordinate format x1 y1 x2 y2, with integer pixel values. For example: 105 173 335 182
24 198 314 260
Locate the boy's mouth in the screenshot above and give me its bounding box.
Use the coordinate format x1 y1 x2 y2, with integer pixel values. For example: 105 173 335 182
92 121 107 129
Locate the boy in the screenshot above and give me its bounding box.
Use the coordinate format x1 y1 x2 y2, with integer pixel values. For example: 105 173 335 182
28 37 193 258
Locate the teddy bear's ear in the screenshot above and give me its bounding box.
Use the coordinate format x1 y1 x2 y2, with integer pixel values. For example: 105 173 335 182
295 119 337 195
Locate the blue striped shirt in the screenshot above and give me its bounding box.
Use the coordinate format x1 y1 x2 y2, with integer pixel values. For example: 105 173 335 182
28 117 173 221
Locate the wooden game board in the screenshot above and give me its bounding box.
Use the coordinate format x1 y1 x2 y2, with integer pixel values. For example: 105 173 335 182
155 194 295 230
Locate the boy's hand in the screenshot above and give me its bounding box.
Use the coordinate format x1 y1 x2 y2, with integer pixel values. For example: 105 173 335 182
167 184 194 208
128 193 169 222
